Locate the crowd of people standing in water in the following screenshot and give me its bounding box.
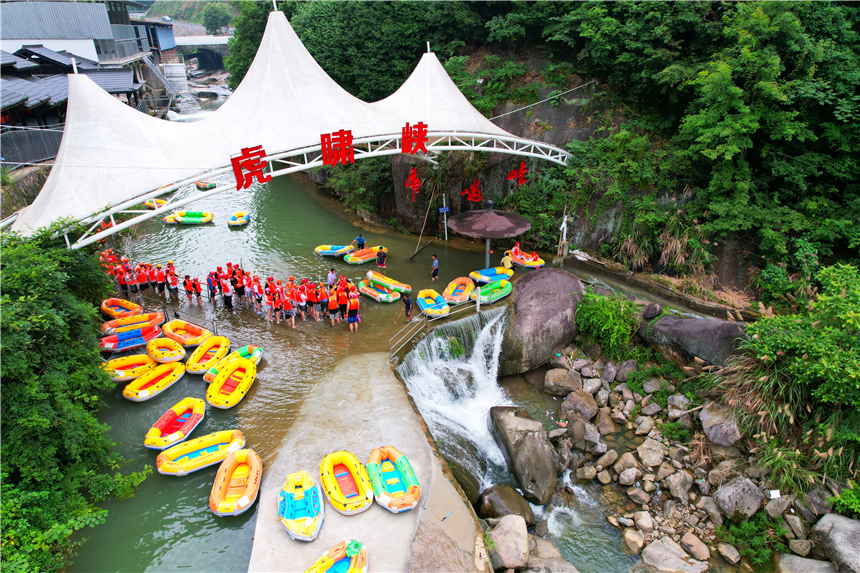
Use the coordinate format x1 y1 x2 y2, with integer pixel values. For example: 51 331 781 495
99 249 366 332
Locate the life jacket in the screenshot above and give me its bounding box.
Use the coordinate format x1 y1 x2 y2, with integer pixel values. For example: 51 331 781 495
337 289 348 305
168 275 178 288
220 279 232 296
272 293 282 309
283 296 293 311
192 279 202 293
308 289 318 303
265 292 273 306
136 270 147 284
253 283 263 297
207 275 217 290
184 278 193 292
157 269 166 283
117 271 127 285
148 268 157 282
328 290 339 309
348 297 359 311
511 246 522 257
126 272 137 286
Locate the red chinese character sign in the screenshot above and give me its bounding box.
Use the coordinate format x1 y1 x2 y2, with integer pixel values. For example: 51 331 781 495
462 179 482 202
321 129 355 166
231 145 271 190
405 168 421 202
507 161 529 186
402 122 428 155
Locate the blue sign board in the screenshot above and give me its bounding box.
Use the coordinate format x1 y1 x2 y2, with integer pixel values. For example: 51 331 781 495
438 207 450 214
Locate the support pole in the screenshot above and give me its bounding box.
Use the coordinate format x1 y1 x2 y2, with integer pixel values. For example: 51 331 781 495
442 194 448 242
485 238 490 269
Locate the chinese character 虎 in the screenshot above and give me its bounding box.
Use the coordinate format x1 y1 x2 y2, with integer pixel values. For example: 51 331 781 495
507 161 528 186
402 122 428 155
321 129 355 166
231 145 271 190
405 167 421 202
461 179 482 202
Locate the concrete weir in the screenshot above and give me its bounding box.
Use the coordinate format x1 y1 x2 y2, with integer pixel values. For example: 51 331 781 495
248 352 483 573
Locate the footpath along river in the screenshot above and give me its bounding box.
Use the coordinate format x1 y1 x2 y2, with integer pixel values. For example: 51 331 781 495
70 173 701 572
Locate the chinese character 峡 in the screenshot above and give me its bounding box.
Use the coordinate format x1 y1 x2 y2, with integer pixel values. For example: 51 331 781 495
321 129 355 166
461 178 482 202
402 122 428 155
231 145 271 190
507 161 528 186
405 167 421 202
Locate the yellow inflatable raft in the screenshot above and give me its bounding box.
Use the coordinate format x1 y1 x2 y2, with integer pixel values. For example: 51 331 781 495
305 540 367 573
103 354 156 382
206 357 256 409
319 450 373 516
279 471 325 542
100 298 142 319
228 212 250 227
156 429 245 476
101 312 165 335
144 198 166 210
442 277 475 305
505 250 545 269
203 345 263 383
163 319 213 347
186 336 230 374
122 362 185 402
366 270 411 293
146 337 187 363
209 449 262 516
144 397 205 450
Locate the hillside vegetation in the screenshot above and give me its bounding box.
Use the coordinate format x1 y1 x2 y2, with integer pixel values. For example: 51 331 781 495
145 0 237 26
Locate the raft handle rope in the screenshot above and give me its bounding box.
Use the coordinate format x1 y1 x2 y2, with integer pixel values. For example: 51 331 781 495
435 503 461 522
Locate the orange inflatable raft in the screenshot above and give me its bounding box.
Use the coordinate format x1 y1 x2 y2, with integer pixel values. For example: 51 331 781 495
209 449 263 516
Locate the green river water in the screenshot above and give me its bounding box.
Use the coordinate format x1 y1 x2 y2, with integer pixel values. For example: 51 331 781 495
69 173 707 572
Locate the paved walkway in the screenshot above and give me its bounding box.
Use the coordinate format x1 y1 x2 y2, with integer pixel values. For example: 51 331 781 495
248 352 481 573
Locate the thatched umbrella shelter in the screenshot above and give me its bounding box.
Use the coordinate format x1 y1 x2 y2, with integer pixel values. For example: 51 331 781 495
447 200 531 268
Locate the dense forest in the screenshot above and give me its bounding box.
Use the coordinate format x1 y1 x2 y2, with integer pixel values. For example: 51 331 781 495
227 1 859 289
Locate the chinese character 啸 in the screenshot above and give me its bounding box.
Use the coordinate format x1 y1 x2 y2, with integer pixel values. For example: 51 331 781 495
405 167 421 202
402 122 428 155
231 145 271 190
462 179 482 202
507 161 528 186
321 129 355 166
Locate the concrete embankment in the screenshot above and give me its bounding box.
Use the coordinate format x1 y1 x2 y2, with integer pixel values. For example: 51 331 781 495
248 352 484 573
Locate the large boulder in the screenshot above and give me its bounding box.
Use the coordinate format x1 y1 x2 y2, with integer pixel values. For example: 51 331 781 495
641 538 709 573
477 484 536 525
637 438 665 468
486 514 529 570
560 390 598 421
490 407 557 504
813 513 860 573
699 401 742 447
776 554 838 573
544 368 582 396
714 477 765 522
638 315 745 367
499 269 587 375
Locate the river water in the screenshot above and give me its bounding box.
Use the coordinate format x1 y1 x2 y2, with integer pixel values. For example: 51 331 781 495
71 172 704 572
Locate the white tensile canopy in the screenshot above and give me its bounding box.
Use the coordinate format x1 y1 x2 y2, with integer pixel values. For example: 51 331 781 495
11 11 569 238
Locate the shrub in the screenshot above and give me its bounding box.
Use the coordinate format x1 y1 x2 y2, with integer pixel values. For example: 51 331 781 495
574 290 639 360
830 481 860 519
717 512 787 567
662 421 690 443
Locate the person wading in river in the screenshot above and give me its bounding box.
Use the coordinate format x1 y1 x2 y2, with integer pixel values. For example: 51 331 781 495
376 247 386 270
431 254 439 282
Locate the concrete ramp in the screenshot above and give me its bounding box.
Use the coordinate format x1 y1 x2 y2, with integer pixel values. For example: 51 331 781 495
248 352 481 573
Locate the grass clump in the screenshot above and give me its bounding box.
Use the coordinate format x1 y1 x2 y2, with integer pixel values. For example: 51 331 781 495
717 512 787 568
830 481 860 519
574 290 639 361
448 337 465 359
662 421 690 443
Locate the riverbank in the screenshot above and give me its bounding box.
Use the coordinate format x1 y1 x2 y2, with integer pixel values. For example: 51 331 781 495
247 352 484 572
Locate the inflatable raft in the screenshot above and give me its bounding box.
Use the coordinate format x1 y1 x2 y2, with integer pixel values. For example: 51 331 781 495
203 345 263 383
442 277 475 305
306 540 367 573
186 336 230 374
358 279 400 303
144 397 205 450
103 354 156 382
102 312 165 335
278 470 325 541
163 214 178 225
416 289 450 317
470 279 513 304
174 211 213 225
343 246 386 265
506 250 545 269
468 267 514 285
100 298 142 319
366 270 411 293
144 198 166 210
195 180 216 190
157 429 245 476
100 325 161 352
367 446 421 514
206 357 257 409
228 211 250 227
122 362 185 402
163 320 212 347
209 449 262 517
319 450 373 516
314 244 355 257
146 337 186 363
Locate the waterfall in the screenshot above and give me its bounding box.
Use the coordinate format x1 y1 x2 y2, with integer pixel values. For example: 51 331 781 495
397 307 512 489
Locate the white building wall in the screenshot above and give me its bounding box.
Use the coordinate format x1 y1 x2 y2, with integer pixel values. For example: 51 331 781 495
0 39 98 62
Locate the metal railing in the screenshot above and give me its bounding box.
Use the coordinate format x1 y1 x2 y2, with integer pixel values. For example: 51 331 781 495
142 54 178 97
0 125 64 167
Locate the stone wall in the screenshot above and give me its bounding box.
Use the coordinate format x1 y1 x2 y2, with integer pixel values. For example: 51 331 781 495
1 165 50 219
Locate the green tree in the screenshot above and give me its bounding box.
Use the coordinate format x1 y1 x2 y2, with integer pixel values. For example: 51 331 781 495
202 2 232 35
225 1 270 90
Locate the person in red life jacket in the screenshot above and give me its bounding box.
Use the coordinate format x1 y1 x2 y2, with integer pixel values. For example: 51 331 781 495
192 277 203 306
252 276 264 315
117 264 128 296
529 251 540 262
272 290 283 324
336 284 348 321
297 280 308 321
167 270 179 301
215 267 225 293
282 290 296 328
107 249 117 265
327 286 340 327
264 288 274 322
244 273 253 309
308 283 320 321
184 275 194 303
318 283 328 314
156 264 166 296
146 265 157 290
206 272 218 306
136 266 149 296
220 274 233 310
511 242 523 258
347 292 360 332
166 260 175 275
232 271 244 307
126 266 139 302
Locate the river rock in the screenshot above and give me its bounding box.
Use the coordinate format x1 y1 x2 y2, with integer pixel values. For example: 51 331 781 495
657 462 676 481
549 355 572 370
544 368 582 396
643 303 663 320
560 390 598 421
813 513 860 573
527 535 581 572
602 362 617 382
718 542 741 565
766 494 796 519
627 486 651 505
487 514 529 570
665 470 694 505
641 537 709 573
776 554 838 573
615 359 638 383
699 401 742 447
477 484 536 525
785 514 806 539
595 389 609 407
680 532 710 560
805 487 835 519
624 528 645 553
667 394 691 420
638 315 745 367
499 269 586 375
490 407 557 505
635 510 654 532
597 470 612 484
575 465 597 481
582 377 603 394
637 438 665 468
529 534 562 561
641 402 663 417
697 495 723 528
619 468 642 486
444 454 481 504
595 449 618 469
555 438 572 473
788 539 812 557
595 408 619 435
713 477 765 522
614 452 637 474
635 417 655 435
